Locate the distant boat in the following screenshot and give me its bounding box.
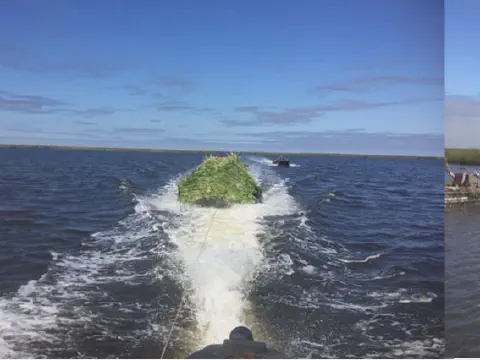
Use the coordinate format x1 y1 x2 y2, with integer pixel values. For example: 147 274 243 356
272 156 290 168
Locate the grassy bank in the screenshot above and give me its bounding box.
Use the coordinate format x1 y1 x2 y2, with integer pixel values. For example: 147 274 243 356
445 148 480 165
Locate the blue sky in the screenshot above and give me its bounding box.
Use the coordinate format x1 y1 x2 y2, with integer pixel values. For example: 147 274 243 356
445 0 480 149
0 0 443 155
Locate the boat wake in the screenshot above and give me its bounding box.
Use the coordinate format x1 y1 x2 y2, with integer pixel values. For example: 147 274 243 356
246 156 300 167
0 163 300 358
145 165 300 347
0 158 442 358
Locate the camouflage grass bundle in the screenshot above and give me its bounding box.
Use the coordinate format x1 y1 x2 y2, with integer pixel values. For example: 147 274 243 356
178 153 262 207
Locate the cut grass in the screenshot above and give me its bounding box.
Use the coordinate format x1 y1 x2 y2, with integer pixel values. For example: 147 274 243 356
178 153 262 207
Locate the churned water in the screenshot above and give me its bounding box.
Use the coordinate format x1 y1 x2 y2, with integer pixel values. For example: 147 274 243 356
0 148 444 358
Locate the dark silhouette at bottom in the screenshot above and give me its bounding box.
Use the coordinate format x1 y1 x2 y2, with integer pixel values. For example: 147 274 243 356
186 326 287 359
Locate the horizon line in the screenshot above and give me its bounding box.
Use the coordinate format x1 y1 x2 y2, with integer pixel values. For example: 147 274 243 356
0 143 444 160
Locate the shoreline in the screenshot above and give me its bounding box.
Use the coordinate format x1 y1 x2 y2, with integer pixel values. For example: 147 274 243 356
0 143 442 160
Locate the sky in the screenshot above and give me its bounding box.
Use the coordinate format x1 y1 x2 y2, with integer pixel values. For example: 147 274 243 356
0 0 443 155
445 0 480 149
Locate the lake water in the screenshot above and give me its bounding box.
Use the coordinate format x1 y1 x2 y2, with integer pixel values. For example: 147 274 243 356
0 148 444 358
445 203 480 358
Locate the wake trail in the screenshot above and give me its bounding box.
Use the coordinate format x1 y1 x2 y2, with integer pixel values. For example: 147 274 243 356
0 163 301 357
147 164 299 346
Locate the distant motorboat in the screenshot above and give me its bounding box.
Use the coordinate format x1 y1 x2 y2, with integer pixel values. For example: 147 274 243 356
272 156 290 167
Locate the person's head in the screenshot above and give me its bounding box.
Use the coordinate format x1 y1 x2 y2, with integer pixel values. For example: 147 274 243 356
229 326 254 341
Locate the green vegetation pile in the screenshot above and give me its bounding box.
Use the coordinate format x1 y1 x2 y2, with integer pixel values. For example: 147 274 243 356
178 153 262 207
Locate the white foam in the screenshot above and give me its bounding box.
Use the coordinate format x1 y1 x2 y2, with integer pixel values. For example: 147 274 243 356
300 265 316 275
147 166 299 346
399 292 438 304
354 316 444 357
367 289 438 304
340 252 382 264
247 156 277 167
246 156 299 168
371 271 406 280
388 337 444 357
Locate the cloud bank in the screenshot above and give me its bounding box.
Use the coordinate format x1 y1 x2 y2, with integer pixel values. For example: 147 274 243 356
445 95 480 148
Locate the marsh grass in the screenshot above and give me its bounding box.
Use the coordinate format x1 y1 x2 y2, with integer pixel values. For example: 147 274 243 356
445 148 480 165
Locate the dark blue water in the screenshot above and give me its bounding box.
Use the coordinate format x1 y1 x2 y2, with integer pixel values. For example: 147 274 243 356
0 148 444 358
445 204 480 358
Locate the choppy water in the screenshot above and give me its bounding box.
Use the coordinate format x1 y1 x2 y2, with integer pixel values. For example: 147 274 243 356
445 204 480 358
0 148 444 358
